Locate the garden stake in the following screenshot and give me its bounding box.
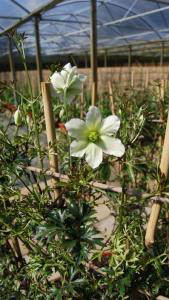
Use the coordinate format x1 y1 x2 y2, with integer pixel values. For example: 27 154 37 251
108 81 115 114
145 68 149 88
158 79 165 146
131 70 134 87
145 110 169 247
156 296 169 300
160 79 165 100
41 82 59 200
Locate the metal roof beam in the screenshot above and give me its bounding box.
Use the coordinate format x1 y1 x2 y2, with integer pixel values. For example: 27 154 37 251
104 4 169 27
104 0 163 40
0 16 21 20
50 4 169 39
123 0 138 18
41 18 90 24
0 0 64 37
102 2 129 45
145 0 169 5
9 0 30 14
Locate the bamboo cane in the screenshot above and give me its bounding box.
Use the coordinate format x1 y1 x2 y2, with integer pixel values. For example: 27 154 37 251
160 79 165 101
91 82 96 106
41 82 59 199
159 79 165 147
156 296 169 300
145 69 149 88
108 81 115 114
145 110 169 247
23 165 123 194
131 70 134 87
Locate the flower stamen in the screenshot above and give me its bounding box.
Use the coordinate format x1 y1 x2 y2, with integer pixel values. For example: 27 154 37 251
88 131 100 143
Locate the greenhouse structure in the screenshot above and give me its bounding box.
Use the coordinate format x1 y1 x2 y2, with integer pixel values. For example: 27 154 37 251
1 1 169 94
1 1 169 299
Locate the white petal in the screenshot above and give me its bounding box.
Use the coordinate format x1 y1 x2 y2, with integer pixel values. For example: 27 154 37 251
61 63 73 81
86 106 102 128
85 143 103 169
63 64 77 76
71 66 78 74
61 69 68 81
100 136 125 157
50 72 65 89
70 140 88 157
63 63 72 71
100 115 120 136
65 118 86 138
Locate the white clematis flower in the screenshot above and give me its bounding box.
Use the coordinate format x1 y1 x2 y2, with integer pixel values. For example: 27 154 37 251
50 63 86 102
65 106 125 169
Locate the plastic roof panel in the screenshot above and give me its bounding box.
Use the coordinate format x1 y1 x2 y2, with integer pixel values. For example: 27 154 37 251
1 0 169 58
15 0 48 11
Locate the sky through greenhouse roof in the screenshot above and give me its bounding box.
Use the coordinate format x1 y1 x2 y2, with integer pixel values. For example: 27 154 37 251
1 0 169 57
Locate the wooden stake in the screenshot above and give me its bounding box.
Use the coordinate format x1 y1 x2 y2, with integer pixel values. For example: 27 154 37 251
41 82 59 199
145 68 149 88
22 165 123 194
108 81 115 114
156 296 169 300
91 82 96 106
131 70 134 87
160 79 165 101
159 79 165 147
145 110 169 247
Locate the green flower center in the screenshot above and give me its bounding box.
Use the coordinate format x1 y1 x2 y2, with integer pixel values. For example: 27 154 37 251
88 131 100 143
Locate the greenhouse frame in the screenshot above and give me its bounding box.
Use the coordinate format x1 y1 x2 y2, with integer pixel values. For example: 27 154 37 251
1 0 169 97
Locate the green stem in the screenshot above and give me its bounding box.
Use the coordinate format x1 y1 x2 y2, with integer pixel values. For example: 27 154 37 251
63 90 72 172
22 51 44 172
12 35 44 171
14 126 19 137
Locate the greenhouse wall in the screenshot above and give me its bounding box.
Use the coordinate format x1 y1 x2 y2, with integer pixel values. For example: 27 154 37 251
0 65 168 93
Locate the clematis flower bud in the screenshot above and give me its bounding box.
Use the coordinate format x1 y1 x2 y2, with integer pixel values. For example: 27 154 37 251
14 107 22 126
59 108 64 119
